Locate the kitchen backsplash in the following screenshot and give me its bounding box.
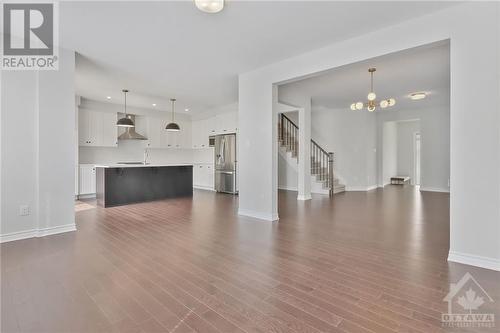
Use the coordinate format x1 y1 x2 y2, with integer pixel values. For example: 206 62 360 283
79 140 212 164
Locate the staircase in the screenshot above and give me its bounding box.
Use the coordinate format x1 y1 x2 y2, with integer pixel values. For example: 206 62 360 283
278 113 345 196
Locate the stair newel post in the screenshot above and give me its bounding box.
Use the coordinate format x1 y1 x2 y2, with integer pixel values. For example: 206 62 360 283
328 152 334 197
279 113 283 142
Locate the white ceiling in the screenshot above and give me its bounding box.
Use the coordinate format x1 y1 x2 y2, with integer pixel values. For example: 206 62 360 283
60 1 457 114
279 41 450 111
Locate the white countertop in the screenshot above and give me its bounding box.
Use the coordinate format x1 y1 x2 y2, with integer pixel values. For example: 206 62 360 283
94 163 193 168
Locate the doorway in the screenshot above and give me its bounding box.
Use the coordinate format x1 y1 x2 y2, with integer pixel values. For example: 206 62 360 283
414 132 421 186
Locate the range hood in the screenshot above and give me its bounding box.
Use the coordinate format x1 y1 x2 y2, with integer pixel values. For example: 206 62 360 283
117 115 147 140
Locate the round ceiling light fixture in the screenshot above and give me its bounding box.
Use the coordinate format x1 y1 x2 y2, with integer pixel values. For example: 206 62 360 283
410 92 427 100
195 0 224 13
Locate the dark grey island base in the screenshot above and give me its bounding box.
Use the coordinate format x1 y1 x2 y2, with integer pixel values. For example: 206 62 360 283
95 165 193 207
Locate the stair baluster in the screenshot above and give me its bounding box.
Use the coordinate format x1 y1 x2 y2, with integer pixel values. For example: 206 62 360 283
279 113 339 197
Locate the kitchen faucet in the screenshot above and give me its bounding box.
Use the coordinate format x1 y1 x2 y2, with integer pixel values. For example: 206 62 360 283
143 148 150 165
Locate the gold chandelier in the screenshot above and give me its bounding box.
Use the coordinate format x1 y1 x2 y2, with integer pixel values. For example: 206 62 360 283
350 68 395 112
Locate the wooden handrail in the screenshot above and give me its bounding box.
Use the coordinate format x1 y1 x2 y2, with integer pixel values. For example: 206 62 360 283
278 113 335 197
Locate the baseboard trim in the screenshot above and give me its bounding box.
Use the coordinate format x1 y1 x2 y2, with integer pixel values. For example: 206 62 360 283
297 194 312 201
448 251 500 271
78 193 96 199
278 186 297 192
420 187 450 193
0 223 77 244
345 185 378 192
193 186 216 192
238 209 279 222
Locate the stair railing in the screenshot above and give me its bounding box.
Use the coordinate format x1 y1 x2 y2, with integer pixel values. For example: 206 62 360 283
278 113 335 197
278 113 298 158
311 140 335 197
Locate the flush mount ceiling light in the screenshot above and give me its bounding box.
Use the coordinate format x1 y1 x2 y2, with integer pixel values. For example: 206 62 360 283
410 92 427 100
350 68 396 112
152 103 157 107
195 0 224 13
106 96 111 100
116 89 135 127
165 98 181 131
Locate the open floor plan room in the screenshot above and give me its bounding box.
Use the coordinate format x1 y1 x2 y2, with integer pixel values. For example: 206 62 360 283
1 1 500 332
3 188 498 333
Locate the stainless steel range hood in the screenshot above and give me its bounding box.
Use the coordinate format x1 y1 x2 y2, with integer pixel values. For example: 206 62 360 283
117 115 147 140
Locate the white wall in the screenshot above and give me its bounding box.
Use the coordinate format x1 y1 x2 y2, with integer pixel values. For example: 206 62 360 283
278 152 298 190
1 48 76 242
396 120 420 183
382 122 397 185
239 3 500 270
377 106 449 191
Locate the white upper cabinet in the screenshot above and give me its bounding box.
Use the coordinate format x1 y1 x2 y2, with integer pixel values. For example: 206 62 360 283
137 116 191 149
101 112 119 147
205 117 217 136
79 110 117 147
192 119 208 148
136 116 163 148
215 112 238 134
192 112 238 149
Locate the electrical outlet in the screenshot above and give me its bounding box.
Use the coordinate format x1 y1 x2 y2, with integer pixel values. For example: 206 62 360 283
19 205 30 216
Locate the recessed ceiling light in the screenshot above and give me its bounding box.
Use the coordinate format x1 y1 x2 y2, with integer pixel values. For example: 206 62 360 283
195 0 224 13
185 108 189 112
152 103 157 107
106 96 111 99
410 92 427 100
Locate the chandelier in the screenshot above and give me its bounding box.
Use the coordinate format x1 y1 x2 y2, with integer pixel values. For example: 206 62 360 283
350 68 395 112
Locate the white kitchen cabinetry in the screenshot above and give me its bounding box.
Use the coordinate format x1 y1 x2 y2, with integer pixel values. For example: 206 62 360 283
205 117 216 136
79 110 117 147
192 120 209 148
215 112 238 134
136 116 162 148
192 112 238 149
193 163 214 190
79 164 96 196
136 117 192 149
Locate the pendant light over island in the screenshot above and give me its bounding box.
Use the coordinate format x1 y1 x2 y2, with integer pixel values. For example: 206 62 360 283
165 98 180 131
116 89 135 127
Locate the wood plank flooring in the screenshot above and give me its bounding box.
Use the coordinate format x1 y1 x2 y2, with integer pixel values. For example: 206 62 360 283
1 186 499 333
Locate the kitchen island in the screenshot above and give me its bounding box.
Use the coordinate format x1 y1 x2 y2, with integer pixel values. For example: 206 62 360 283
95 164 193 207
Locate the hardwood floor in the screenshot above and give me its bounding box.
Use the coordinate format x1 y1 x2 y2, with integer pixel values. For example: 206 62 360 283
1 186 499 332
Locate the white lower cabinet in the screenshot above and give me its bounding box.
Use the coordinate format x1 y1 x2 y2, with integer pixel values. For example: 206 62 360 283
193 163 214 190
79 165 96 196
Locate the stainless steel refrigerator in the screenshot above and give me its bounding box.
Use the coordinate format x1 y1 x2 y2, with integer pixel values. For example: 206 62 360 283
214 134 237 194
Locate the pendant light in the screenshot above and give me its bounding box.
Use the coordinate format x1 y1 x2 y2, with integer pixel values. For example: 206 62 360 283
165 98 180 131
116 89 135 127
349 68 396 112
